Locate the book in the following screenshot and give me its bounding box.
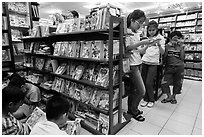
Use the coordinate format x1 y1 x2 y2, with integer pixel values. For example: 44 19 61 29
80 86 94 104
62 80 70 95
68 82 76 98
75 41 81 58
92 65 101 83
69 62 76 78
53 42 62 56
79 18 85 31
80 41 92 58
74 84 84 101
55 63 67 75
82 63 95 81
89 89 103 107
95 67 109 87
72 65 85 80
60 118 82 135
98 92 109 110
60 42 69 56
2 49 11 61
26 107 46 129
44 59 53 72
92 41 103 60
52 77 64 92
103 40 109 60
66 42 75 57
35 58 44 70
97 113 109 135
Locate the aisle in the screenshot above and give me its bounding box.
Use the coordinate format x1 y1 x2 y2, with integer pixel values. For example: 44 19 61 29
117 79 202 135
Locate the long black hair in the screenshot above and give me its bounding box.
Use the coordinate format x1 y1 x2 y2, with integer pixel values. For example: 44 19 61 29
127 9 146 28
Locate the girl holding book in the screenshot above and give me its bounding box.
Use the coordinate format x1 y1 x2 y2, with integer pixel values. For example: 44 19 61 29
140 20 165 108
125 9 155 121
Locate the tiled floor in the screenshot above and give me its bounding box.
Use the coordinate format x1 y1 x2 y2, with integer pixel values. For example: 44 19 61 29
81 79 202 135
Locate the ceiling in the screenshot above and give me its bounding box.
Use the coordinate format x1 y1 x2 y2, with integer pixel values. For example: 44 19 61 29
38 2 202 19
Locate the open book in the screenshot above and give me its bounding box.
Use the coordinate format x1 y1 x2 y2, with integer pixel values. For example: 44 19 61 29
26 107 81 135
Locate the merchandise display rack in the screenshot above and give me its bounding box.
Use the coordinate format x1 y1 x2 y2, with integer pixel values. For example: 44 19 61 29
2 2 15 73
21 16 130 135
149 9 202 81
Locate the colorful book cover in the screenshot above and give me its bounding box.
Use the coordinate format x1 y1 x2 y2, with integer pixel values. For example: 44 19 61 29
80 86 94 104
92 65 101 83
80 41 91 58
92 41 103 60
82 63 95 81
97 113 109 135
98 92 109 110
62 80 70 95
89 89 103 107
95 67 109 87
68 82 76 98
35 58 45 70
55 63 67 75
75 41 81 58
2 49 11 61
69 62 76 77
53 42 62 56
26 107 46 129
79 18 85 31
74 84 84 101
72 65 85 80
60 118 82 135
103 40 109 60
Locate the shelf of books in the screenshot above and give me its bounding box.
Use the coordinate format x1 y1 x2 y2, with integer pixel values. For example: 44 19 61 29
4 2 33 71
148 9 202 81
21 5 130 134
2 2 15 72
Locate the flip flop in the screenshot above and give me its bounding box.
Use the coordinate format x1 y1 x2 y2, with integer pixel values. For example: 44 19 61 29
170 99 177 104
132 114 145 122
161 98 172 103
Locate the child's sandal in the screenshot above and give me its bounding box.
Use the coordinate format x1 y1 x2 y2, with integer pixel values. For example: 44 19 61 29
170 99 177 104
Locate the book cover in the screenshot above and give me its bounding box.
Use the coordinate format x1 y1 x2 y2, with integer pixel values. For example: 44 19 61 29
75 41 81 58
44 59 53 72
2 49 11 61
68 82 76 98
60 42 69 56
26 107 46 129
80 41 92 58
82 63 95 81
74 84 84 101
69 62 76 78
92 41 103 60
53 42 62 56
89 89 103 107
35 58 45 70
62 80 70 95
59 78 65 93
72 65 85 80
103 40 109 60
95 67 109 87
98 92 109 110
80 86 94 104
60 118 82 135
55 63 67 75
66 42 75 57
92 65 101 83
79 18 85 31
97 113 109 135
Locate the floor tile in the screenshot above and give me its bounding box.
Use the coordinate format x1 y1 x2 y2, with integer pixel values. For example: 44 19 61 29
169 111 196 127
159 128 180 135
174 106 198 117
191 127 202 135
130 121 161 135
163 119 193 135
194 117 202 129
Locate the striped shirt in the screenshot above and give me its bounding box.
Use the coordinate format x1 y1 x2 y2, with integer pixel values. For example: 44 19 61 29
2 113 30 135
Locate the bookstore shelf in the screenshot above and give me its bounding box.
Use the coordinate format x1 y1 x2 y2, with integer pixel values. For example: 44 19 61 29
184 59 202 62
21 15 129 135
185 67 202 71
8 10 28 16
185 50 202 53
149 9 202 80
48 55 119 64
10 26 29 30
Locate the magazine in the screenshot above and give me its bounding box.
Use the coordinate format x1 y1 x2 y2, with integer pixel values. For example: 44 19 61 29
55 63 67 75
60 118 82 135
26 107 46 129
97 113 109 135
95 67 109 87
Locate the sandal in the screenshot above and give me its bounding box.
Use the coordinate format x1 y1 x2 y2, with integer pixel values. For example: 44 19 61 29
170 99 177 104
161 98 172 103
137 110 143 115
132 114 145 122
